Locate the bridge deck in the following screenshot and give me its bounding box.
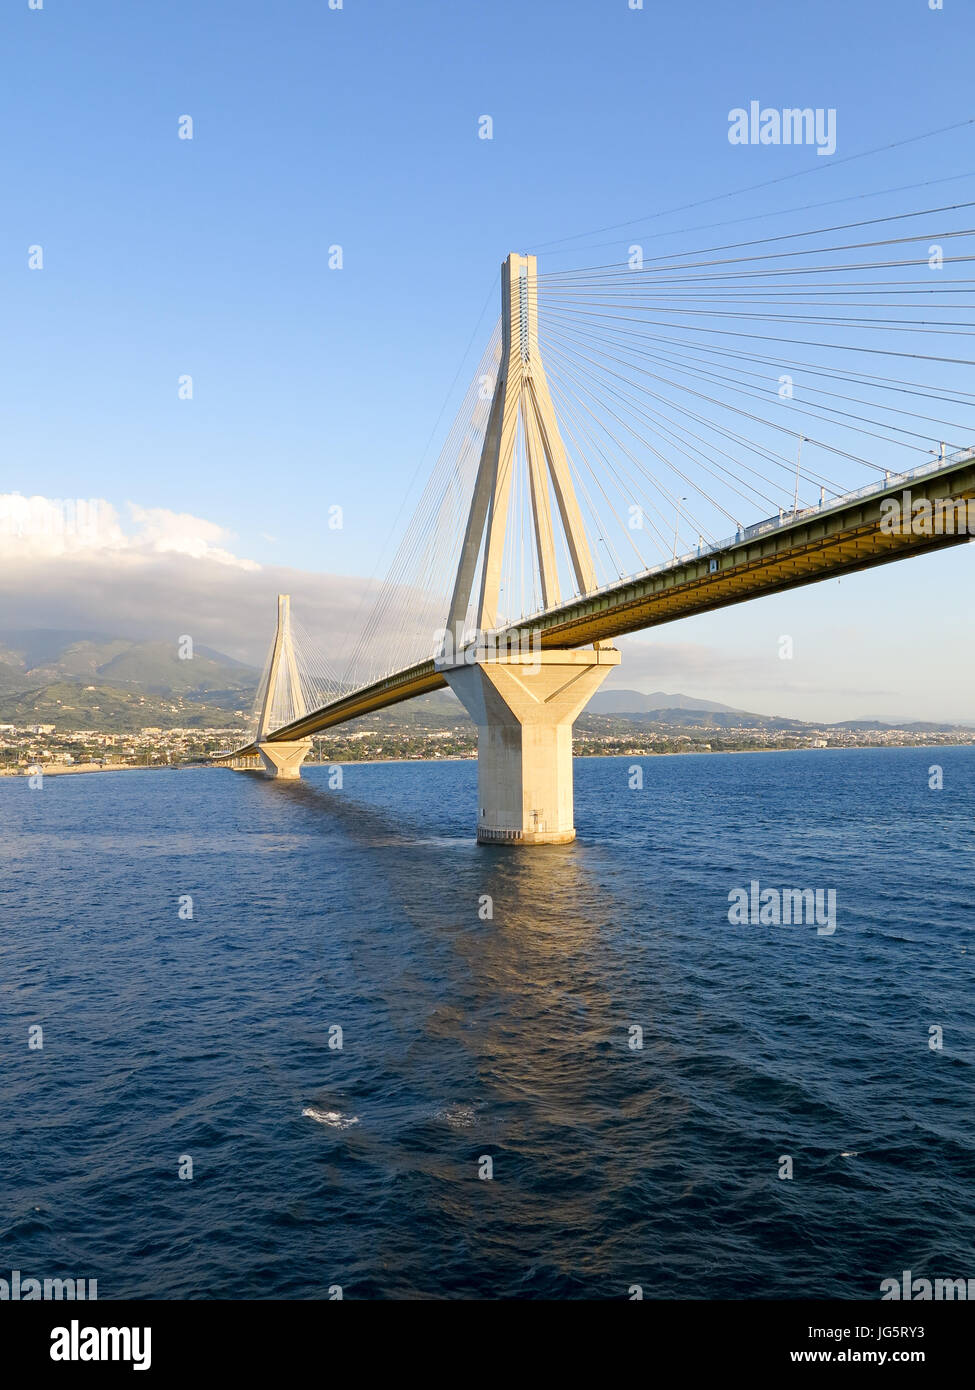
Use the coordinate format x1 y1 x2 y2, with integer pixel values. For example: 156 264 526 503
220 450 975 757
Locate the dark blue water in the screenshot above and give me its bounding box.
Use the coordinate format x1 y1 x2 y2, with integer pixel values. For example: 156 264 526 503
1 748 973 1299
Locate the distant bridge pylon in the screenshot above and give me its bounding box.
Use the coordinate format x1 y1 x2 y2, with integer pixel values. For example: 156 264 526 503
254 594 312 779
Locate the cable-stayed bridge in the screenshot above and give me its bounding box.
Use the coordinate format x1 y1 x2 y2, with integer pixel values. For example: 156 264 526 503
216 204 975 843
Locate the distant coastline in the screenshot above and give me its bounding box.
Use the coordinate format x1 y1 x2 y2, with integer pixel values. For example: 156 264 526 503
0 762 183 778
3 738 973 779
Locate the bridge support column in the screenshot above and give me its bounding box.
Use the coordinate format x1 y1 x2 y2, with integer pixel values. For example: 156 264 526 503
257 740 312 780
444 648 620 844
251 594 313 779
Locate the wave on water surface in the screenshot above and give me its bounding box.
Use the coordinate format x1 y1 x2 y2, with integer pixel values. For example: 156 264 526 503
302 1106 360 1130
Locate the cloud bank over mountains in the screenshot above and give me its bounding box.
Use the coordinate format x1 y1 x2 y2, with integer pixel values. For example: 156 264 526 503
0 493 734 692
0 493 377 667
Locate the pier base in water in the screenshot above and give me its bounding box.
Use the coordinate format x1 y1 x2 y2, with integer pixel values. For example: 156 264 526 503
444 648 620 844
257 740 312 780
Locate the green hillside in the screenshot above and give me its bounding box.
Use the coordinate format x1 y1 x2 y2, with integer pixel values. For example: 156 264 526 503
0 630 258 724
0 681 249 732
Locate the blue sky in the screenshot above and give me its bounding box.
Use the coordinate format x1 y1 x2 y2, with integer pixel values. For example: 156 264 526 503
2 0 974 718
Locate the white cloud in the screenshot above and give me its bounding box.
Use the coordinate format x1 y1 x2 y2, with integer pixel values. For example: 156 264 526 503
0 494 258 570
125 503 258 568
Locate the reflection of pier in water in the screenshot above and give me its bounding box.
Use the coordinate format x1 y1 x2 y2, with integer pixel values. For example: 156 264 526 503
267 771 690 1292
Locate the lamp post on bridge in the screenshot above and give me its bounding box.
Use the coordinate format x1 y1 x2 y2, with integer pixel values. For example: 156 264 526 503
793 435 804 514
672 497 687 562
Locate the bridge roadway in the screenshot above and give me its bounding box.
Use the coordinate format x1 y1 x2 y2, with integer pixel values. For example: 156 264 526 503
219 448 975 760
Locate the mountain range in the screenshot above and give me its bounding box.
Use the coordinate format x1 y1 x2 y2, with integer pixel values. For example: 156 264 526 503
0 630 257 731
0 631 969 733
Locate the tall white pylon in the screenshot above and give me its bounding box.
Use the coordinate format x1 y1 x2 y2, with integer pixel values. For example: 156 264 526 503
442 254 620 844
447 253 599 640
256 594 312 779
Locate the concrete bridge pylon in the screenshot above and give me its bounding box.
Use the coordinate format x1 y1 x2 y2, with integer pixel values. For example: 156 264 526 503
441 253 620 844
255 594 312 779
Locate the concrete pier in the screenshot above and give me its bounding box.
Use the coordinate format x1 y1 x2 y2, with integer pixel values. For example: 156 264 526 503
445 647 620 844
256 740 312 780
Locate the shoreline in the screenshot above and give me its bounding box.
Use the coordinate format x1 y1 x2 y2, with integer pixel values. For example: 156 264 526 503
0 762 197 778
276 741 974 768
3 740 971 778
